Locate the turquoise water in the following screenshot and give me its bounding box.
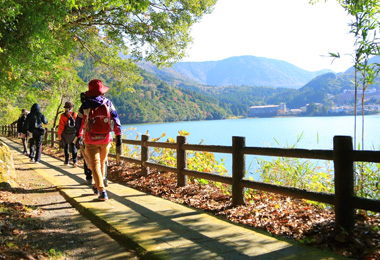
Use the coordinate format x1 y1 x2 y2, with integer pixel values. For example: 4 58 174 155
121 115 380 177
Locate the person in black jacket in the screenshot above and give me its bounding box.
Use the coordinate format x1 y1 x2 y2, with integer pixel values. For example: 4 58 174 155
17 109 29 155
22 104 48 163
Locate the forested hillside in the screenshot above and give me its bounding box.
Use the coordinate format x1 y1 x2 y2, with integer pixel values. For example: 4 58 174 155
286 73 353 108
108 70 230 124
199 86 296 116
69 55 380 123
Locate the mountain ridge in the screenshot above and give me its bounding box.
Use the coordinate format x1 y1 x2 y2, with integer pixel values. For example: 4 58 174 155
138 55 332 89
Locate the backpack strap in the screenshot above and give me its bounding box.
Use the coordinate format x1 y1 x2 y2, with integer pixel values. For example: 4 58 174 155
63 111 75 119
63 112 76 128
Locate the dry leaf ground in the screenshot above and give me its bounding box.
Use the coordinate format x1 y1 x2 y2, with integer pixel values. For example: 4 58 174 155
104 160 380 260
2 142 379 260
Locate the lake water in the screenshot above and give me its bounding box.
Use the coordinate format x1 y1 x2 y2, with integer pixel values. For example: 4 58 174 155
121 115 380 178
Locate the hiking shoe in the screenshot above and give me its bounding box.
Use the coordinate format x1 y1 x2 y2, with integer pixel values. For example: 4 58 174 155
103 178 108 187
92 186 99 195
98 191 108 201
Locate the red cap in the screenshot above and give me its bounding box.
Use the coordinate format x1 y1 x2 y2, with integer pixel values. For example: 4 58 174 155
86 79 109 97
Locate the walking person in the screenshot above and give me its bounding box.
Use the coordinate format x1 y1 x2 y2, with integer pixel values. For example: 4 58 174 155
76 79 122 201
15 109 29 155
58 101 78 167
77 92 109 186
22 103 48 163
78 92 93 185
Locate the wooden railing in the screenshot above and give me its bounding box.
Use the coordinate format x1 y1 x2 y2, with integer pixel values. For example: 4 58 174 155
2 125 380 232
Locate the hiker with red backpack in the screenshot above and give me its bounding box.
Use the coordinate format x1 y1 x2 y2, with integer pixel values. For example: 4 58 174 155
58 101 78 167
75 79 122 201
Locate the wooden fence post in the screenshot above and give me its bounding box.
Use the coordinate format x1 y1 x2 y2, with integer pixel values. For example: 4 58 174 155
51 128 55 147
232 136 246 205
141 134 150 176
177 135 188 187
333 135 355 231
44 128 48 145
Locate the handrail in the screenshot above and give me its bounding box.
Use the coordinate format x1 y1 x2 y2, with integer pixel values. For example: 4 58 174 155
2 125 380 232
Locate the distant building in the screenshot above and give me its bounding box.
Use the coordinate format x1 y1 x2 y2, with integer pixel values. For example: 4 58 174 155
248 103 286 117
289 109 302 114
343 88 376 94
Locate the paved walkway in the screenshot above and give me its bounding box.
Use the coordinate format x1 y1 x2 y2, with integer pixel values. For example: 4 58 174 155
2 137 347 260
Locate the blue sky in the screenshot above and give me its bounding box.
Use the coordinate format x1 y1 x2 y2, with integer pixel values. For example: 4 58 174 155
182 0 355 73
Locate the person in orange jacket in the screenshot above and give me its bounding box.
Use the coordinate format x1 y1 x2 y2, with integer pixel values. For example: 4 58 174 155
58 101 78 167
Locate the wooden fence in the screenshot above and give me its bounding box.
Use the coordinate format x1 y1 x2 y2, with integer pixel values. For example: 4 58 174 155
2 124 380 232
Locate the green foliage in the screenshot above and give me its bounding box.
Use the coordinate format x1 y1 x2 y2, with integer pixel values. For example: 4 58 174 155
46 248 64 259
355 162 380 200
327 0 380 149
200 85 296 117
257 157 334 194
287 73 353 109
0 0 216 81
255 134 380 209
0 0 217 124
147 130 227 186
256 134 334 204
108 69 229 123
305 102 330 116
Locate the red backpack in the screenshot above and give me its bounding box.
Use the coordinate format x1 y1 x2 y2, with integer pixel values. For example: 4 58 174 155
86 103 112 135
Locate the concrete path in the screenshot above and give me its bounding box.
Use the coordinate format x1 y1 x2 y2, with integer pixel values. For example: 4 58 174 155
2 137 347 260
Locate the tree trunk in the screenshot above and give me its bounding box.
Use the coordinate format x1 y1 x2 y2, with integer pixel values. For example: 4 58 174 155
53 96 64 129
354 66 358 150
